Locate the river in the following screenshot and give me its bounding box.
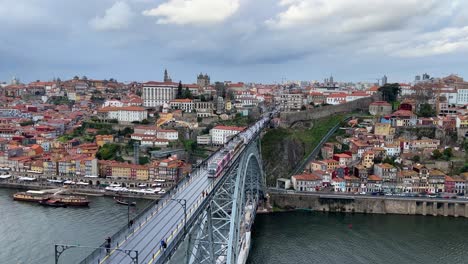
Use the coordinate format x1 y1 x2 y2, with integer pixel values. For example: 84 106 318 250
247 211 468 264
0 188 152 264
2 187 468 264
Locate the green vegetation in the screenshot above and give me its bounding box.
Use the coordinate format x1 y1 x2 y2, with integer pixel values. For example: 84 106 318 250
48 96 72 105
432 148 454 161
378 83 401 103
219 113 256 127
261 114 347 185
20 120 34 126
96 143 122 161
418 103 436 117
139 156 150 165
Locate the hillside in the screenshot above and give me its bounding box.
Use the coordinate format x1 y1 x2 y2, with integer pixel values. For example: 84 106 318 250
261 114 345 186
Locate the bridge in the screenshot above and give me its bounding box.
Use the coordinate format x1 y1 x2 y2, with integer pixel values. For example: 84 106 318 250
76 112 273 264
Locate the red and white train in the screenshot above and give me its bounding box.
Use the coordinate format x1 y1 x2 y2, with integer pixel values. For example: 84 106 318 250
207 114 271 178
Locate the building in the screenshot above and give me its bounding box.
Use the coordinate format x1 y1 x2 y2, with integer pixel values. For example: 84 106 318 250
291 172 322 192
98 106 148 123
369 101 392 116
197 73 210 87
197 135 212 145
333 153 352 166
142 81 178 107
374 123 395 136
279 93 303 111
169 99 194 113
95 135 113 147
326 93 347 105
374 163 397 192
456 88 468 106
210 126 245 145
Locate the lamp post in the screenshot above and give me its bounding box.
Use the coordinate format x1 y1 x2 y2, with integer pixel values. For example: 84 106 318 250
159 198 187 235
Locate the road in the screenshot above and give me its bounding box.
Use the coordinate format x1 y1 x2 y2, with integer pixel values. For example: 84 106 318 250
268 188 468 204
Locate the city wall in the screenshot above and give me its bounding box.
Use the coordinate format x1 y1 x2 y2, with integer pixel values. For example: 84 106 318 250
270 193 468 218
280 94 380 128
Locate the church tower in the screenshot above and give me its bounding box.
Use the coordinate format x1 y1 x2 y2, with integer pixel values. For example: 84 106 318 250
164 69 172 82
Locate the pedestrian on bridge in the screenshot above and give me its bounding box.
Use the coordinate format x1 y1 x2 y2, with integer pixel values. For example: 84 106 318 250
160 239 167 251
105 237 111 254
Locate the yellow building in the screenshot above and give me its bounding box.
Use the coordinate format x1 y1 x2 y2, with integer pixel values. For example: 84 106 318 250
225 101 232 111
95 135 114 147
374 123 395 136
362 151 375 168
31 160 44 174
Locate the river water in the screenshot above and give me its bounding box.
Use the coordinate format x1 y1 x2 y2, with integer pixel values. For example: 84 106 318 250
247 211 468 264
2 187 468 264
0 188 151 264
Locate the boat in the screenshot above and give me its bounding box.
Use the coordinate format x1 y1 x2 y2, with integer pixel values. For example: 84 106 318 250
13 191 49 202
54 195 90 206
114 197 136 206
38 199 67 208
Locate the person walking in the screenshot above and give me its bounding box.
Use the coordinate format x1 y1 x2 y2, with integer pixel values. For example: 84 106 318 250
160 239 167 251
105 237 112 254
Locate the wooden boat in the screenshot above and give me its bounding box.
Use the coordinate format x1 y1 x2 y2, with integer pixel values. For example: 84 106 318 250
13 191 49 202
114 197 136 206
38 199 67 208
54 195 90 207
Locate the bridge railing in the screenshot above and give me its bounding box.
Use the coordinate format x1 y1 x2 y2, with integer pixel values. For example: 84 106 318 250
154 133 263 264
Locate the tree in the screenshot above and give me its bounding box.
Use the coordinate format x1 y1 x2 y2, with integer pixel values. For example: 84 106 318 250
418 103 436 117
300 105 307 110
442 148 453 160
177 81 183 99
432 149 442 160
183 87 193 99
378 83 401 103
141 119 150 125
412 155 421 163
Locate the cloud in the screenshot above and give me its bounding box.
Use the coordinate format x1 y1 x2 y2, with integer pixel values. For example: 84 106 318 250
266 0 440 33
90 1 134 31
392 26 468 57
142 0 240 25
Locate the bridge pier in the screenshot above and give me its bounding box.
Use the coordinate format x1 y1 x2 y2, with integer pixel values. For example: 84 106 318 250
422 202 427 216
432 202 437 216
465 204 468 218
454 203 458 217
443 203 448 217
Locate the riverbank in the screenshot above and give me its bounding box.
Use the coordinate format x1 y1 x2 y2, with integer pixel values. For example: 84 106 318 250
0 181 159 200
269 192 468 218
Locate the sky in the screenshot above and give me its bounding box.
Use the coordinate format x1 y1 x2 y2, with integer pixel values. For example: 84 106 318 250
1 0 468 84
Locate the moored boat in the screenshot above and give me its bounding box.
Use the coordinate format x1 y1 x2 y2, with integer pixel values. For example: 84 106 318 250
13 191 49 202
114 197 136 206
54 195 90 206
38 199 67 208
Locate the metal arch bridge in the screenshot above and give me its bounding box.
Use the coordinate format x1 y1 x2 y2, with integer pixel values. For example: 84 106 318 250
78 119 269 264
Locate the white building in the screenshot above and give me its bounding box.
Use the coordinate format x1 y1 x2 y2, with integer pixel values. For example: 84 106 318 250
142 81 178 107
98 106 147 123
210 126 245 145
291 173 322 192
156 129 178 141
169 99 194 112
103 99 124 107
279 93 303 111
457 88 468 106
197 135 212 145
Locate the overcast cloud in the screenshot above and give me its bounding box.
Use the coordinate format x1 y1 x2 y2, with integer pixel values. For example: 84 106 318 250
1 0 468 83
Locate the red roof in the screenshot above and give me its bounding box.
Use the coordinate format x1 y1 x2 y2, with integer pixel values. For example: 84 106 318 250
213 126 245 131
293 173 321 181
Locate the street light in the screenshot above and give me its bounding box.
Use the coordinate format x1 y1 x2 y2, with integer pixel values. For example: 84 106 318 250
158 198 187 235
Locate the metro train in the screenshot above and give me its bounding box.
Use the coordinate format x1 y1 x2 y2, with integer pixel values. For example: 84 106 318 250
207 114 272 178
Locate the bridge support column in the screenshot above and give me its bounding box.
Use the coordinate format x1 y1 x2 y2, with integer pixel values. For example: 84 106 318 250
432 202 437 216
465 204 468 218
454 203 458 217
422 202 427 216
443 203 448 217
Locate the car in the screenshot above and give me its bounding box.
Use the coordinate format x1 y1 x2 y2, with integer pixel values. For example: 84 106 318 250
450 196 457 199
385 193 393 196
443 196 450 199
359 192 366 195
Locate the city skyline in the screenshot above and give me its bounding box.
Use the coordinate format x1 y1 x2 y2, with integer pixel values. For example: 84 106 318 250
2 0 468 83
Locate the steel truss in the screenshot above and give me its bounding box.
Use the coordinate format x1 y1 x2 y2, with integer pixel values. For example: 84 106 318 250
183 137 265 264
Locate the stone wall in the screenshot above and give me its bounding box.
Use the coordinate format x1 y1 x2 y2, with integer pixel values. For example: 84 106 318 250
270 193 468 218
280 94 380 128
